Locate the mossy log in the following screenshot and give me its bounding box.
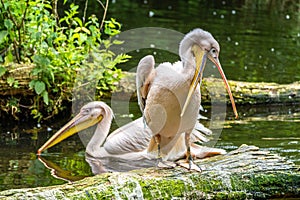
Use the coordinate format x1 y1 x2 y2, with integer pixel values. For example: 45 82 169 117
0 64 35 96
113 72 300 105
1 65 300 104
0 144 299 199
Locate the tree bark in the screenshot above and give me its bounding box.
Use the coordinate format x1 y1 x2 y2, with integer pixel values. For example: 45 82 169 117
0 144 299 199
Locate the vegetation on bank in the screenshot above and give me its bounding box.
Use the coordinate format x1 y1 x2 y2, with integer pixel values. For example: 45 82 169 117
0 0 129 121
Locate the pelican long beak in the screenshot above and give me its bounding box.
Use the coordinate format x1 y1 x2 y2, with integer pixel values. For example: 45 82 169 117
37 113 103 155
180 45 238 119
181 45 207 117
207 54 238 119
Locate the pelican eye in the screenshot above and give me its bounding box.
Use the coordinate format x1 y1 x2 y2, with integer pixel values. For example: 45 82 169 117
209 48 218 59
211 48 217 54
81 108 91 115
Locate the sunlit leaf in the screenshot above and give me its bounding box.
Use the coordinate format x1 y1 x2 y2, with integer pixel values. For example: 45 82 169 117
0 66 7 77
72 33 80 40
7 77 15 86
81 27 90 35
44 3 52 9
4 51 13 64
74 17 83 27
74 27 81 33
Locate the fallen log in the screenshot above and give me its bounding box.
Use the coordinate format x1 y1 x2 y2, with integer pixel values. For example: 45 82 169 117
1 65 300 104
113 72 300 105
0 64 35 96
0 144 299 199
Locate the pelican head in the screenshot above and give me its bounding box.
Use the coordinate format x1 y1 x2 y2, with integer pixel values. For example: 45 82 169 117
37 101 113 155
179 28 238 118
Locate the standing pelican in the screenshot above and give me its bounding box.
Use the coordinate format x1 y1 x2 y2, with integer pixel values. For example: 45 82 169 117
37 101 224 172
136 28 238 169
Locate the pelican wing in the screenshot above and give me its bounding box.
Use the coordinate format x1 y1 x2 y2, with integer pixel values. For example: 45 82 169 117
191 121 211 144
136 55 156 112
103 118 152 155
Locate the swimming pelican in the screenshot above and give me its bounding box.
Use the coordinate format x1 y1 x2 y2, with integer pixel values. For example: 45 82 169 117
37 101 225 172
136 28 238 169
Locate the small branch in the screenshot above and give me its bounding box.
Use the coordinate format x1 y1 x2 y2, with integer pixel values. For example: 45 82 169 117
98 0 109 30
83 0 89 24
13 38 20 63
97 0 105 9
18 0 30 61
20 0 29 30
52 0 59 28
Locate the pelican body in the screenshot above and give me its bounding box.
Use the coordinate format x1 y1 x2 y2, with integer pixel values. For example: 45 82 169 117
136 28 237 164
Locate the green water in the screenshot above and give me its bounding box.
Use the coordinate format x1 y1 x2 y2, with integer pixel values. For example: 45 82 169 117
107 0 300 83
0 102 299 191
0 0 300 191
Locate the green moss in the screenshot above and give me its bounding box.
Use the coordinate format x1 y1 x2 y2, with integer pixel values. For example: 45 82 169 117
139 178 186 199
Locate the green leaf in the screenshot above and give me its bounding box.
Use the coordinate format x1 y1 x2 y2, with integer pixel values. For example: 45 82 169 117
44 3 52 9
0 66 7 77
4 19 13 30
49 71 55 83
78 33 87 44
42 91 49 105
29 80 36 89
31 68 43 76
7 77 15 86
33 55 50 67
74 17 83 27
0 30 8 44
4 51 13 64
34 81 46 95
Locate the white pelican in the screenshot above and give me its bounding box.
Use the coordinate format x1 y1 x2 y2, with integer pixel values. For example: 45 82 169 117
136 28 238 169
37 101 225 172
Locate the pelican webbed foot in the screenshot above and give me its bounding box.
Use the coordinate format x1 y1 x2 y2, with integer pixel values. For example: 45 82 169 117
176 143 202 172
176 159 202 172
157 160 177 169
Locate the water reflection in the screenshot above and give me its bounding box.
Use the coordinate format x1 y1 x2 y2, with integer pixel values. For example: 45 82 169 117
38 156 87 182
86 155 157 174
38 154 157 183
38 153 157 182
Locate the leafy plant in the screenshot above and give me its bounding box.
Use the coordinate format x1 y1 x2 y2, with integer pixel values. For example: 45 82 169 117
0 0 130 121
